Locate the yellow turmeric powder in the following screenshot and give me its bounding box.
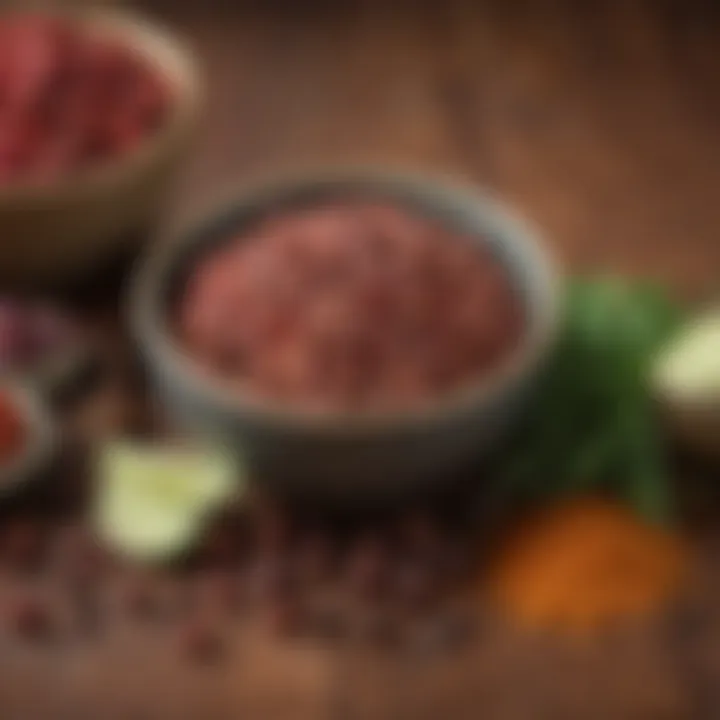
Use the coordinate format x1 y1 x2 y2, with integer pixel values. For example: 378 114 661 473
486 498 689 635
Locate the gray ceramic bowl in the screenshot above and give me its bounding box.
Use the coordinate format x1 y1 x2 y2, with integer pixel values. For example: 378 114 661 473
129 170 562 499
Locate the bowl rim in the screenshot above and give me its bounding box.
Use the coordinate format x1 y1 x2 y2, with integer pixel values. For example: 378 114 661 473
0 6 202 208
129 167 564 434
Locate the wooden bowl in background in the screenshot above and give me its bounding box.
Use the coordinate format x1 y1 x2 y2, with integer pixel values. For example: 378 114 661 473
0 8 202 288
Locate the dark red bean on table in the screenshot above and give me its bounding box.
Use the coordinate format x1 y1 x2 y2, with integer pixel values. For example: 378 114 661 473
409 611 476 656
198 524 241 567
246 551 294 602
252 498 292 553
195 570 241 616
54 525 112 586
294 532 335 585
178 620 223 663
305 603 347 641
398 512 443 555
0 519 46 573
7 594 53 640
267 596 304 638
392 557 438 610
122 573 163 620
345 534 390 602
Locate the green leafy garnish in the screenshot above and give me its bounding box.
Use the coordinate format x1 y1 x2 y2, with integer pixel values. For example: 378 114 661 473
500 276 683 523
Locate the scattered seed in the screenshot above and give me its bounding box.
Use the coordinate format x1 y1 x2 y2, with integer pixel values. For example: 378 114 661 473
345 534 389 601
267 596 304 637
409 611 475 656
399 512 442 553
247 551 294 602
199 524 241 567
305 604 347 641
356 611 402 649
122 574 163 620
440 539 474 585
56 526 111 587
0 519 45 572
253 499 292 553
393 557 437 610
295 532 334 584
69 582 103 638
178 621 223 663
8 595 52 640
196 570 241 616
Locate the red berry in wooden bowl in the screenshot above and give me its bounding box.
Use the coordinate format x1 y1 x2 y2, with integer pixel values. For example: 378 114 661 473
0 13 173 188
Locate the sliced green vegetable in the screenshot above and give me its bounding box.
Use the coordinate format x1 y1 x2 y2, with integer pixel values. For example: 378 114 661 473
95 442 242 562
654 311 720 399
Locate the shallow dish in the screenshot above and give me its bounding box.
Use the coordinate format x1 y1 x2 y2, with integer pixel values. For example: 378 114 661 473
0 8 202 288
130 169 562 499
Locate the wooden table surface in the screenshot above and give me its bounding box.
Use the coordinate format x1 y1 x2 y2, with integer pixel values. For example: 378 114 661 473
4 0 720 717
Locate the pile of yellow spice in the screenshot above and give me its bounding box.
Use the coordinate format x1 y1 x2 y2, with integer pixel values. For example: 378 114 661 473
486 498 689 635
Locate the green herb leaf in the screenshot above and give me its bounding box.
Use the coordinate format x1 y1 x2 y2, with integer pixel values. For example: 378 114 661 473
498 275 682 522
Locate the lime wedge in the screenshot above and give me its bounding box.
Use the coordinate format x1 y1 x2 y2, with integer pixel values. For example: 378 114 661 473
654 312 720 399
94 442 242 562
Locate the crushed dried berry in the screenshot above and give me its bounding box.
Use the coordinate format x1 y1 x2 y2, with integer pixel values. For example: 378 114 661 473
8 595 52 639
195 570 241 615
345 534 389 601
0 390 26 466
246 551 294 602
178 620 223 663
0 299 79 374
392 558 437 610
305 604 347 640
0 519 45 572
267 596 303 637
122 574 163 619
398 512 442 554
55 525 111 587
294 532 334 585
178 201 524 412
197 524 241 567
252 498 292 553
0 14 171 187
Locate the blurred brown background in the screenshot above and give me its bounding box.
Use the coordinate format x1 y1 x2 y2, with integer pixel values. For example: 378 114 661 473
139 0 720 300
3 1 720 718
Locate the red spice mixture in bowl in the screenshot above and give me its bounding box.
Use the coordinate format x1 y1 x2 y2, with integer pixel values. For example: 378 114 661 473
177 201 525 413
131 171 561 496
0 8 201 286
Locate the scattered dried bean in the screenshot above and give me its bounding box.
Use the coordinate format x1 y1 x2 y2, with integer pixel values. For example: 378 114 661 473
178 621 223 663
7 595 52 639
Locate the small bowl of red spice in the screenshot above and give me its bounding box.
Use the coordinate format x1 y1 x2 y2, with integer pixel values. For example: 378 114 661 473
0 384 55 497
0 8 201 287
130 170 561 498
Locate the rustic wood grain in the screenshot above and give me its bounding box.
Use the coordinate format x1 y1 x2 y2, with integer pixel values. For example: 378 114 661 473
2 0 720 718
